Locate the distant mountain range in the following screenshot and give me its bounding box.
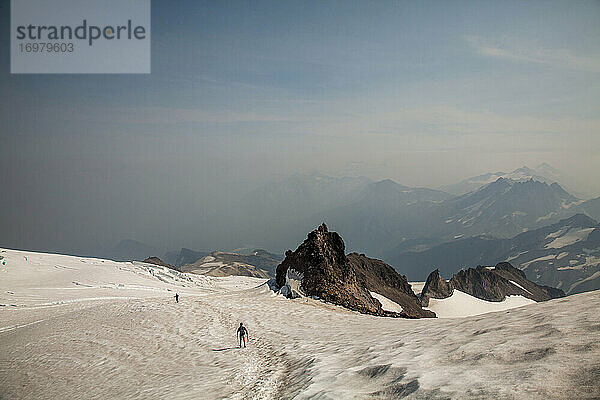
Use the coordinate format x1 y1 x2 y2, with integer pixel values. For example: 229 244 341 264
441 164 563 195
330 176 588 258
101 165 600 293
389 214 600 294
225 172 375 254
163 248 209 268
582 196 600 221
437 177 582 238
322 179 453 257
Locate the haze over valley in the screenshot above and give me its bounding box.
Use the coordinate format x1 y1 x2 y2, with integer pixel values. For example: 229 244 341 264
43 163 600 296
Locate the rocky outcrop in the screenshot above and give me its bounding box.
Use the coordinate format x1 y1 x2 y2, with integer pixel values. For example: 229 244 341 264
200 263 270 278
347 253 435 318
420 269 454 306
180 250 280 278
488 262 565 301
275 223 435 318
449 263 565 302
143 257 177 271
275 223 379 314
449 266 516 302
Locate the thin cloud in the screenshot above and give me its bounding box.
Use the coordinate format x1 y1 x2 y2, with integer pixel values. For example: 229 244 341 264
466 35 600 72
91 106 311 125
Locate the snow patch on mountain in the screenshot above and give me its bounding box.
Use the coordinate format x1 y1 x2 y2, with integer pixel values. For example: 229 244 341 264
370 291 404 313
506 251 529 262
545 227 595 249
521 255 556 270
509 280 532 295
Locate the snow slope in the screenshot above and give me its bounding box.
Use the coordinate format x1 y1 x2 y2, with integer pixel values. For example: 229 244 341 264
545 227 595 249
1 248 599 399
0 248 262 330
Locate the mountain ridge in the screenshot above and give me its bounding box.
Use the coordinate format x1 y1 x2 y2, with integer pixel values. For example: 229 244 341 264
390 214 600 294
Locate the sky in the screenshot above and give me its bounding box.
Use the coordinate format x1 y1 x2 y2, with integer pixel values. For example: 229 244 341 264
0 0 599 256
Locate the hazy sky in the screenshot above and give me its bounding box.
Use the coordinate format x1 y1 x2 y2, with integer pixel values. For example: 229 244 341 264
1 0 599 255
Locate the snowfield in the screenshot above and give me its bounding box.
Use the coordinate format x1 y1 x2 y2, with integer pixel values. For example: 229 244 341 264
1 248 600 399
425 290 535 319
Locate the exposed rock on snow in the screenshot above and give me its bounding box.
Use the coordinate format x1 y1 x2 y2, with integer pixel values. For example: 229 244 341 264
347 252 435 318
420 269 454 306
142 256 177 271
490 262 565 300
419 263 564 306
416 263 565 318
450 263 564 302
275 223 382 315
275 223 433 318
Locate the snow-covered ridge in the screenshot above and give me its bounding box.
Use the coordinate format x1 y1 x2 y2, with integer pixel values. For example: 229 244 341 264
442 164 565 195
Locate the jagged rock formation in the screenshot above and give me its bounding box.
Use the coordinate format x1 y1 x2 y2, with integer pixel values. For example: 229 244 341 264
143 257 177 271
425 262 566 303
450 266 522 302
275 223 434 318
420 269 454 306
486 262 565 301
347 253 435 318
275 223 379 314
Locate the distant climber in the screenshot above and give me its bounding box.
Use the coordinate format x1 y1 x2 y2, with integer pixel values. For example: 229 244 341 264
174 293 179 303
237 323 248 348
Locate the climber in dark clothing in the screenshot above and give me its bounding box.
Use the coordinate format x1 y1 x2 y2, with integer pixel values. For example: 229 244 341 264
237 323 248 348
174 293 179 303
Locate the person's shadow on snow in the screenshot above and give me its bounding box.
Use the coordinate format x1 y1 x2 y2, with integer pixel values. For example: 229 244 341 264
211 347 237 352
